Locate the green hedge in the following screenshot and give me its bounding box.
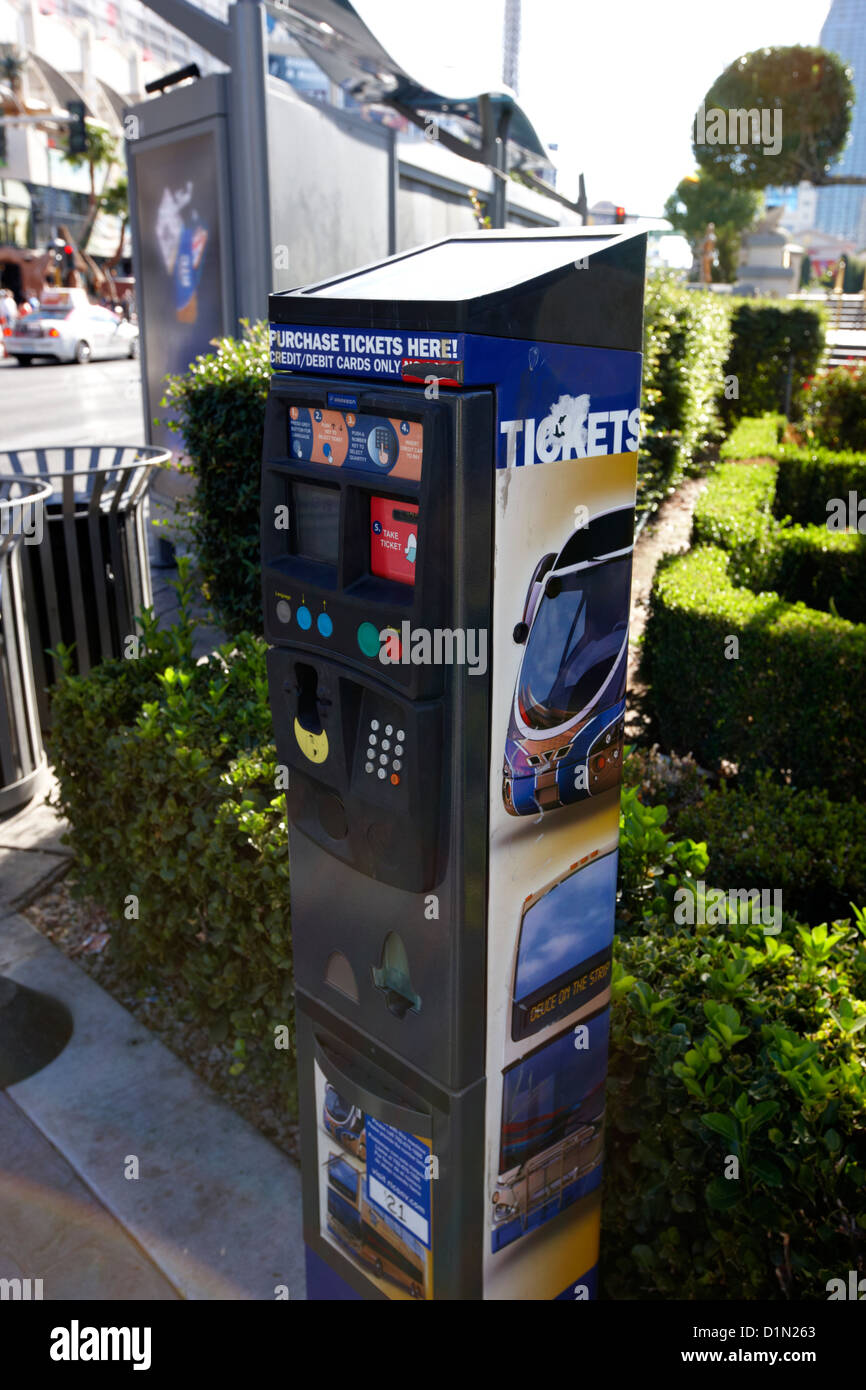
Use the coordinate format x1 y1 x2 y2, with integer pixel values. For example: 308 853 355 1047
48 562 294 1094
718 412 786 461
772 444 866 522
603 905 866 1299
723 302 825 423
640 274 732 510
642 544 866 797
161 322 270 634
677 774 866 926
693 459 866 622
691 460 777 581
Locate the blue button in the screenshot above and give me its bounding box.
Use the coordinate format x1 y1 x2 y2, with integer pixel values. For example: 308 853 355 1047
297 606 312 630
317 612 333 638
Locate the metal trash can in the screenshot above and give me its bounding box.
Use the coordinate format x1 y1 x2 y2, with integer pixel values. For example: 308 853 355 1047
0 446 169 728
0 476 53 812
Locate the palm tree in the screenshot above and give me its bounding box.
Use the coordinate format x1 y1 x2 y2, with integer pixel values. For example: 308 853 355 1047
100 175 128 271
63 121 118 250
0 46 26 112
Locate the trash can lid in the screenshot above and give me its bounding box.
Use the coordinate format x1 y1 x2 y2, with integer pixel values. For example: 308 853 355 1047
0 445 170 480
0 446 170 510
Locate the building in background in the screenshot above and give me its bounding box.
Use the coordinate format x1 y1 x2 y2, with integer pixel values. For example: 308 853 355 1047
736 205 805 297
0 0 229 253
502 0 520 95
814 0 866 244
764 181 818 235
266 18 334 106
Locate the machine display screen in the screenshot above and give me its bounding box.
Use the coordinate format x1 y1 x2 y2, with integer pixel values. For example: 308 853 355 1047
292 482 341 564
288 406 423 481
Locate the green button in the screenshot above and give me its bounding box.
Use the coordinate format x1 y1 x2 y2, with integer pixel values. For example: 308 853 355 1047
357 622 381 658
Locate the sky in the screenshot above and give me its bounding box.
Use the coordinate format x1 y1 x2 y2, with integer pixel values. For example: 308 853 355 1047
356 0 832 216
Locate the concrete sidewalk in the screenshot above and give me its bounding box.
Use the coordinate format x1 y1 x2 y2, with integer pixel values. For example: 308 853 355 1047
0 793 306 1301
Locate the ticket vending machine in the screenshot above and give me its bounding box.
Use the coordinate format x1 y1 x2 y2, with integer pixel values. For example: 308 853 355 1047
261 228 646 1300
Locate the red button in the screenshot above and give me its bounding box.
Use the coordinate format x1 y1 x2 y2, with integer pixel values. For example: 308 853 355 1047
390 773 400 785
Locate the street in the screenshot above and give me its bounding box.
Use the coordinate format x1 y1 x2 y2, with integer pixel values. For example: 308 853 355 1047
0 355 146 451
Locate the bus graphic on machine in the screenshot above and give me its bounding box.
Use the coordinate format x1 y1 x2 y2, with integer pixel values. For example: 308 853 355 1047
502 506 634 817
507 846 618 1058
326 1154 426 1299
322 1084 367 1161
491 1007 610 1252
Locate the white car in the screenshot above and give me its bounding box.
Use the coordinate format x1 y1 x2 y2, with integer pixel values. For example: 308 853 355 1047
6 300 139 366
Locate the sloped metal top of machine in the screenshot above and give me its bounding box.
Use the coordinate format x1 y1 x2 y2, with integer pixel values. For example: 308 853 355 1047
269 227 647 353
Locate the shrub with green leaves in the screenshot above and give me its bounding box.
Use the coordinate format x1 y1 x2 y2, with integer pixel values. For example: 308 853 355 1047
640 274 732 510
603 903 866 1299
692 458 866 619
801 362 866 453
47 562 294 1097
676 775 866 927
723 302 825 423
160 322 270 634
642 544 866 798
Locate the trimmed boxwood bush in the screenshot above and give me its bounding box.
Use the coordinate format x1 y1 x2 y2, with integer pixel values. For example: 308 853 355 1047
161 322 270 634
723 302 825 423
603 903 866 1299
642 544 866 798
719 412 785 461
676 774 866 927
48 562 294 1094
772 444 866 523
692 459 866 620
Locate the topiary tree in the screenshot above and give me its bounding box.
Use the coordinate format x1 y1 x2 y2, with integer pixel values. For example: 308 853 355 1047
694 46 862 190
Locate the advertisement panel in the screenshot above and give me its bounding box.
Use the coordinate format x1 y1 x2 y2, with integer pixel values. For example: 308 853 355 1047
313 1062 434 1301
132 128 226 452
480 341 640 1299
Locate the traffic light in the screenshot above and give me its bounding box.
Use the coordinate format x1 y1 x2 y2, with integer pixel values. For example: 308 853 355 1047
614 206 626 224
68 100 87 156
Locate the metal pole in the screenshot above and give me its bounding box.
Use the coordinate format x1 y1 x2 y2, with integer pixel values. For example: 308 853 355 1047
228 0 272 325
478 95 511 230
388 125 398 255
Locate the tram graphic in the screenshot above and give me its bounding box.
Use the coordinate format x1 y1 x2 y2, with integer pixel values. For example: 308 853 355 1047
503 506 634 816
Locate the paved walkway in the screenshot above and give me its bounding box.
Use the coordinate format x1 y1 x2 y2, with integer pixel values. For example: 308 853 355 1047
0 790 305 1301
